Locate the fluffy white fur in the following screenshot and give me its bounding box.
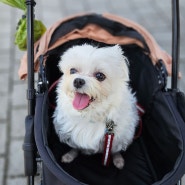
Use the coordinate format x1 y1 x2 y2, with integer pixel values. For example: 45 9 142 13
53 44 139 169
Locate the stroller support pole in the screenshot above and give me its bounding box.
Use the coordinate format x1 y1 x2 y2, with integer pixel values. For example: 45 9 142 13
171 0 180 90
23 115 37 185
23 1 37 185
25 0 36 113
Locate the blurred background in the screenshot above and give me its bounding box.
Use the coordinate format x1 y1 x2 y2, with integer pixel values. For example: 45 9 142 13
0 0 184 184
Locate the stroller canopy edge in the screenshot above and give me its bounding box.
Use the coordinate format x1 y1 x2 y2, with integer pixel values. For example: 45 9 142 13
18 13 172 80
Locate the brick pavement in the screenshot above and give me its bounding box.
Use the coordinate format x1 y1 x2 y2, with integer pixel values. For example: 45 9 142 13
0 0 185 185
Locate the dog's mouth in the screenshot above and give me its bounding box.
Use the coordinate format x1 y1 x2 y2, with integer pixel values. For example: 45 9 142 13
72 92 94 110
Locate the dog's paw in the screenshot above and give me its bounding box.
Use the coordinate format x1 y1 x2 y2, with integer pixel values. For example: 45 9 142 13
113 153 125 169
61 153 74 163
61 149 78 163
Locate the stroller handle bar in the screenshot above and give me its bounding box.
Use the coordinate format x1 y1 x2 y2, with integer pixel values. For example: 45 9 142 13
23 1 37 185
26 0 36 116
171 0 180 90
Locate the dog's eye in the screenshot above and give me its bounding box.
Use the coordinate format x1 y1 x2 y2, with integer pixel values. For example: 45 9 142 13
94 72 106 81
70 68 78 74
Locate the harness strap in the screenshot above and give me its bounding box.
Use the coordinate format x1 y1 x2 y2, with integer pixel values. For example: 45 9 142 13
48 78 61 109
134 104 145 139
102 104 145 167
102 133 114 166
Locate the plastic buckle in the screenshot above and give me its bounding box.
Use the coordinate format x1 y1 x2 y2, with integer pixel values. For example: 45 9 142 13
155 59 168 90
37 55 48 94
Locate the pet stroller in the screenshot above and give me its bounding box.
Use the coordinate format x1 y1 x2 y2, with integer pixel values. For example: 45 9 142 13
20 0 185 185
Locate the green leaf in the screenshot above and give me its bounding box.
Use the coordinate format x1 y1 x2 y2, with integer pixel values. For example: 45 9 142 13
0 0 26 10
15 17 46 50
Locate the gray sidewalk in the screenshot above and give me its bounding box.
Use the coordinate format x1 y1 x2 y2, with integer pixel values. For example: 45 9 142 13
0 0 185 185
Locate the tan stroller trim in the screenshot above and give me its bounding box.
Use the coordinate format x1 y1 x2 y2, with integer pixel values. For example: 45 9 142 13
18 13 172 80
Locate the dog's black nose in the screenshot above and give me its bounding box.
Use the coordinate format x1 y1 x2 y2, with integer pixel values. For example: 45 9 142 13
73 78 85 88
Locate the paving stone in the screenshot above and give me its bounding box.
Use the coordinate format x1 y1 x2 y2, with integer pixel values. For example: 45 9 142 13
0 95 8 121
11 108 26 138
0 4 12 15
0 123 7 155
0 53 11 71
182 175 185 185
15 48 24 60
0 72 9 94
6 176 42 185
6 177 26 185
13 62 26 83
0 37 12 50
0 158 5 185
12 83 27 107
7 140 24 177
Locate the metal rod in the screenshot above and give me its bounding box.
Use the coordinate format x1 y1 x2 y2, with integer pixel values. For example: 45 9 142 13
171 0 180 90
25 1 36 185
26 0 36 115
27 176 34 185
177 179 182 185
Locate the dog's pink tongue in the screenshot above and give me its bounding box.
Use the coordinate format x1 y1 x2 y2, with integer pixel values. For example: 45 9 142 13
73 92 90 110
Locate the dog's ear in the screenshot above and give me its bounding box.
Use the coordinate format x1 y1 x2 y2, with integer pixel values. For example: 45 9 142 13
58 59 66 73
57 59 64 73
111 45 129 81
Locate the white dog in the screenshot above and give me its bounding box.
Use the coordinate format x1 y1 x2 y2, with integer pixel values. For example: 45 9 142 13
53 44 139 169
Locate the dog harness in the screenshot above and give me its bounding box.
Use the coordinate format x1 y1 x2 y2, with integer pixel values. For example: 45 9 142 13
102 104 145 167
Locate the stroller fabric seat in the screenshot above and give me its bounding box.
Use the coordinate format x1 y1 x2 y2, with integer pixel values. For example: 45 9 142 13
20 13 185 185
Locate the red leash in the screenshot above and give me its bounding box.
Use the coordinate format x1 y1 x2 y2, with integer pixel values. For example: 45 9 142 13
134 104 145 139
48 78 61 109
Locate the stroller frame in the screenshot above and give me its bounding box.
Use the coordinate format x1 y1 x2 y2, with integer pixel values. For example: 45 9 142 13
22 0 183 185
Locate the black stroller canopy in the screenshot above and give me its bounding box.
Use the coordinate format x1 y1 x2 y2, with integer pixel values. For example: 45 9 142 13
21 12 185 185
